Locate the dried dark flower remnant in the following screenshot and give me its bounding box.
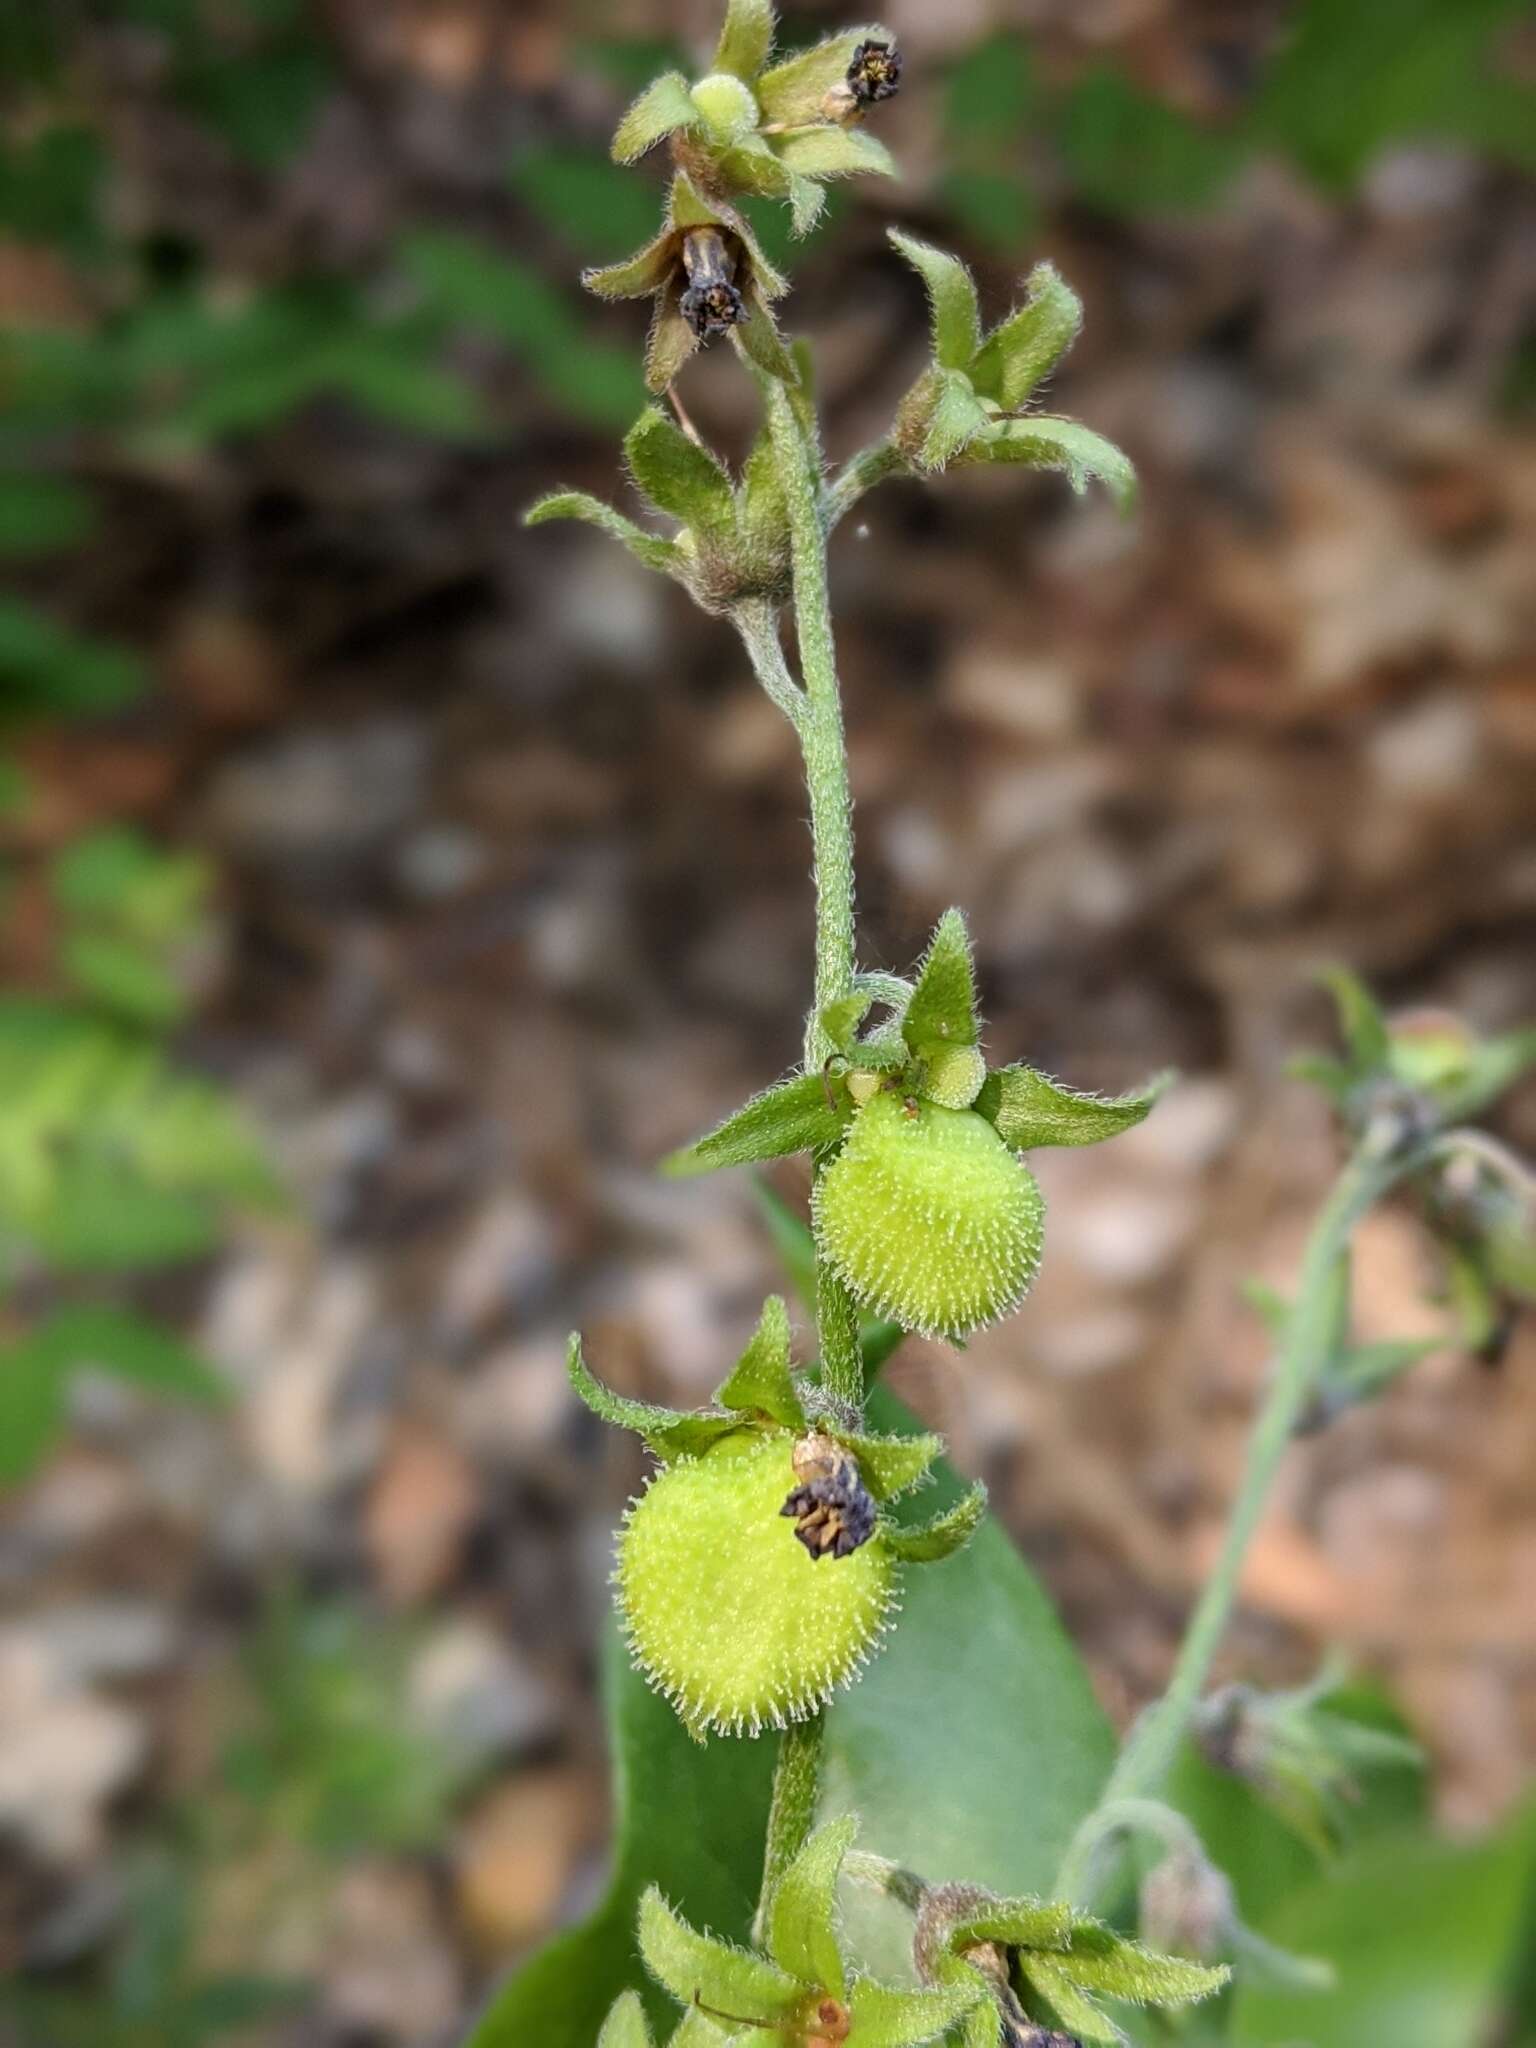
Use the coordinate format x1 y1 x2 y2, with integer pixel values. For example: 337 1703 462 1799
781 1432 878 1558
847 38 902 106
680 226 746 339
805 1994 853 2045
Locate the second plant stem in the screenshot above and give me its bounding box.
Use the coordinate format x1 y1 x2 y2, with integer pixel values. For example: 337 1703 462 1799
751 380 865 1920
1056 1128 1433 1903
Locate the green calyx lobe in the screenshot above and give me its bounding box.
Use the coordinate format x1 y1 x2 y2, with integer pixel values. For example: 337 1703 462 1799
640 1820 985 2041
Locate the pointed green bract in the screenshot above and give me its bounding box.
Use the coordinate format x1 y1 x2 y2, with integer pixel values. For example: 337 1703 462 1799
976 1063 1168 1150
841 1426 942 1502
777 127 897 182
713 0 776 82
888 229 982 372
715 1295 807 1430
767 1814 855 2000
1022 1957 1117 2042
626 407 736 532
663 1071 846 1176
757 26 891 124
972 416 1137 510
612 72 701 163
525 492 681 576
566 1335 744 1462
970 261 1083 411
1317 964 1390 1075
921 1043 987 1111
598 1988 654 2048
903 909 981 1054
948 1895 1075 1953
638 1889 801 2025
885 1480 986 1563
846 1975 985 2043
733 281 800 384
585 227 678 301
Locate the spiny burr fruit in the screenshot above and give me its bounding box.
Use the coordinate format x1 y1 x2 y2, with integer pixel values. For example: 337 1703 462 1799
616 1431 898 1740
814 1091 1044 1342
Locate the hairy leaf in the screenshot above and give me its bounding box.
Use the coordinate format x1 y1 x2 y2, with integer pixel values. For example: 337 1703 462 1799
712 0 775 84
638 1890 800 2025
970 260 1083 411
883 1480 986 1563
1316 964 1390 1075
842 1427 943 1503
902 908 981 1053
625 407 736 531
888 230 982 371
844 1975 984 2045
525 491 681 574
663 1072 845 1176
598 1990 653 2048
567 1335 742 1461
776 128 897 183
767 1814 855 1998
918 370 991 472
612 71 701 163
714 1295 806 1430
976 1064 1169 1150
973 417 1137 510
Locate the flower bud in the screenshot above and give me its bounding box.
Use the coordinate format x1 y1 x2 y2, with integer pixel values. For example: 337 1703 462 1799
617 1432 898 1739
814 1092 1045 1341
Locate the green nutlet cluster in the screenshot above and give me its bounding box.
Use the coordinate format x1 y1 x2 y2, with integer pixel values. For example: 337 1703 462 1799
617 1432 899 1740
815 1093 1045 1344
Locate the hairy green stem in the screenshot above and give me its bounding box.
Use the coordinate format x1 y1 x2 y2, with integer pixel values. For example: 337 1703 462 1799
734 597 808 734
752 381 865 1931
1056 1131 1432 1904
766 379 855 1073
825 439 904 530
755 1711 825 1940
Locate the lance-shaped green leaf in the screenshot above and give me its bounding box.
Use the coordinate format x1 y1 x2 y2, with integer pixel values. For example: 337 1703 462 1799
567 1335 742 1461
585 226 678 301
598 1989 654 2048
884 1480 986 1564
733 280 800 386
841 1427 943 1502
713 0 775 83
663 1072 846 1177
625 407 736 533
888 229 983 372
975 1064 1169 1151
1316 964 1389 1076
525 493 681 576
638 1890 801 2028
1021 1957 1116 2042
971 417 1137 512
902 909 981 1055
843 1977 983 2044
945 1895 1076 1955
757 26 893 124
777 127 896 184
767 1815 855 2001
714 1295 806 1430
970 261 1083 412
1016 1925 1227 2042
612 72 702 164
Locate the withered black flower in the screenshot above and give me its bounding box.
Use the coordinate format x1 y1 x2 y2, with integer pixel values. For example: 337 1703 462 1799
680 227 746 339
781 1434 878 1559
847 38 903 106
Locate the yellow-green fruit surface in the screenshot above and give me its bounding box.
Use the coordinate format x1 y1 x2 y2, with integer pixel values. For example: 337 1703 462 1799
814 1093 1045 1341
617 1433 898 1740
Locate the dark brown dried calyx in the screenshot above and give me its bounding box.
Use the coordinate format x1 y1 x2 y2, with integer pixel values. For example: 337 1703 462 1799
680 227 746 339
781 1433 878 1559
847 39 903 105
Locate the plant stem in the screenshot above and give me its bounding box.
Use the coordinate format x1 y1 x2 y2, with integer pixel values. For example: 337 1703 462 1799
1055 1131 1432 1904
755 1711 825 1939
766 380 855 1073
824 439 903 530
752 382 865 1934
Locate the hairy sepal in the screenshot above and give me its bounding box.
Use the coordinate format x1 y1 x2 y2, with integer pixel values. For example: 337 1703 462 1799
663 1071 847 1176
975 1064 1170 1150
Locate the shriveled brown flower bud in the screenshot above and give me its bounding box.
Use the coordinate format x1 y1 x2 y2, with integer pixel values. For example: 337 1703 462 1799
781 1432 878 1559
680 226 746 338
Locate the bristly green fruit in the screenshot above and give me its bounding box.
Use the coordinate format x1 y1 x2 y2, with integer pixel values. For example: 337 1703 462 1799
617 1433 898 1741
814 1092 1044 1342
